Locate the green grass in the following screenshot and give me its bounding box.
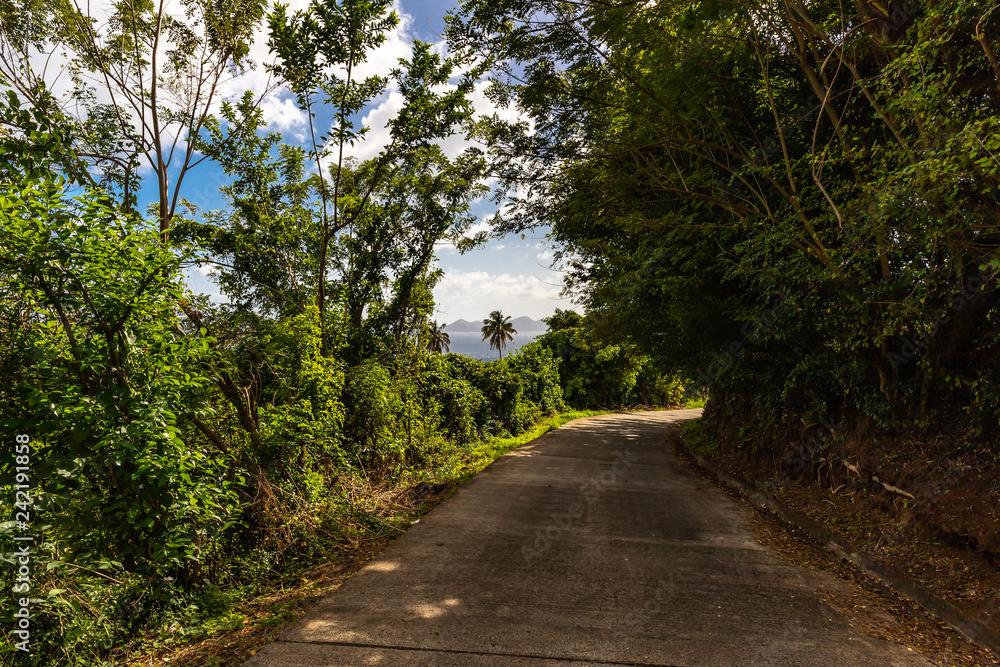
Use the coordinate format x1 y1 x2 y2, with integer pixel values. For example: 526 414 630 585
460 410 609 476
684 398 707 409
680 417 717 455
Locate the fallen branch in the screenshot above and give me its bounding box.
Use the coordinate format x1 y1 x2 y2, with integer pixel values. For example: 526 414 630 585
841 461 915 499
873 476 916 500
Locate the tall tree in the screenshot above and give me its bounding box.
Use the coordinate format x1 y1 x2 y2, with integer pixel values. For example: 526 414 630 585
449 0 1000 431
425 321 451 353
268 0 486 328
0 0 268 233
481 310 517 358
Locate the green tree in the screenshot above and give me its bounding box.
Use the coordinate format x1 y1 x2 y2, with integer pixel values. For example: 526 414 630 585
0 0 268 232
536 309 647 407
0 179 240 585
425 321 451 353
449 0 1000 436
268 0 486 326
481 310 517 359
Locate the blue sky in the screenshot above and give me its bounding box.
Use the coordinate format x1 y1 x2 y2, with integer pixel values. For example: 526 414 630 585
153 0 577 324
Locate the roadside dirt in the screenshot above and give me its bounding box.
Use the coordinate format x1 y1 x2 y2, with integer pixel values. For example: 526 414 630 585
672 427 1000 666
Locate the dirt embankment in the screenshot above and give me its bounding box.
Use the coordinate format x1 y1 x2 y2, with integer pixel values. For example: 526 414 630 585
687 409 1000 639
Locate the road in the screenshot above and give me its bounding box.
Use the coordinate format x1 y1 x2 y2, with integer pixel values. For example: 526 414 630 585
246 410 929 666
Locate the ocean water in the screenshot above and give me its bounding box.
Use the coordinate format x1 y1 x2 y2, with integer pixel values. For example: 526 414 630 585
443 331 544 360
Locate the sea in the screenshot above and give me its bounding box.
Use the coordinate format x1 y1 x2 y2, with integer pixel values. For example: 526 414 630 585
445 331 545 360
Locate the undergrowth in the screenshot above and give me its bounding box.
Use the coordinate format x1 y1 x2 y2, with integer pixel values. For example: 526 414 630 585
6 410 608 667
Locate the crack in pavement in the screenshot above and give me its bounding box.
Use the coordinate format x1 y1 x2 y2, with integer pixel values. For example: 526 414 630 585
275 638 687 665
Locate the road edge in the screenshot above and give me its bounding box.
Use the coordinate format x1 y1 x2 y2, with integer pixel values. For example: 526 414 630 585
673 436 1000 660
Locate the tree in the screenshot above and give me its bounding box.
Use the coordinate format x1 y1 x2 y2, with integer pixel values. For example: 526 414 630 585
0 0 278 459
268 0 486 326
0 177 240 582
536 309 648 407
481 310 517 359
425 321 451 353
448 0 1000 433
0 0 268 232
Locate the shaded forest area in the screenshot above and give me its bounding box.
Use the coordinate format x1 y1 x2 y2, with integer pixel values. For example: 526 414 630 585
447 0 1000 628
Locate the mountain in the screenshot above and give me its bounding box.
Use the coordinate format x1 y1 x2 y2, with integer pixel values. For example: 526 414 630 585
444 318 479 333
511 316 546 332
445 316 547 333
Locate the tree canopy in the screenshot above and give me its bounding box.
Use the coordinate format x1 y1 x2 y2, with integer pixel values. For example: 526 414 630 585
448 0 1000 434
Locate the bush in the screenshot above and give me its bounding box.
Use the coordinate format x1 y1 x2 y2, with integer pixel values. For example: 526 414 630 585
0 181 241 583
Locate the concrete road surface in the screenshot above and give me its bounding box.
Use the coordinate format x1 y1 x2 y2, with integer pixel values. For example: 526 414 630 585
246 410 929 666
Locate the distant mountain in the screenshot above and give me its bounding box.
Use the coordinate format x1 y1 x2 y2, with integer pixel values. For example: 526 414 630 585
444 318 479 333
511 316 546 332
445 316 547 333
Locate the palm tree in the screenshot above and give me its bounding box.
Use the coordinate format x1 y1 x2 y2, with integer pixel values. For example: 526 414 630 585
425 321 450 353
481 310 517 359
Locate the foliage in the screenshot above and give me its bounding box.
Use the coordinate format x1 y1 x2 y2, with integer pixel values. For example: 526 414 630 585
448 0 1000 441
0 0 268 230
424 321 451 353
0 180 244 664
535 309 683 408
0 0 521 661
0 180 240 578
267 0 487 324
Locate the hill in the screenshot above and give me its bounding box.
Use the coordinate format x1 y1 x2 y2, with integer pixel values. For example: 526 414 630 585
444 318 479 333
446 316 547 333
511 316 546 332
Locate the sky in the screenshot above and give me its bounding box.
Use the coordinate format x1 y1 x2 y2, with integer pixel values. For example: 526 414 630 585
155 0 579 324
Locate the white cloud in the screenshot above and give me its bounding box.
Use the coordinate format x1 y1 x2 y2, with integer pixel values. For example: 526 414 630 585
194 263 220 277
354 2 416 81
434 269 572 321
260 94 308 136
346 40 532 163
350 90 407 162
437 270 557 300
537 250 553 261
462 215 494 239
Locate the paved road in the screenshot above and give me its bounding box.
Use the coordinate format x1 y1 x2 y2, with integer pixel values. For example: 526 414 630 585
247 410 929 666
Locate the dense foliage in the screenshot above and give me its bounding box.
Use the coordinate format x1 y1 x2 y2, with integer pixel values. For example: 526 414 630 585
536 309 686 408
0 184 567 659
448 0 1000 441
6 0 999 660
0 0 570 663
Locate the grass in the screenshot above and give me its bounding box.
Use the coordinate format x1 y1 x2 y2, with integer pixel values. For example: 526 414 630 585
459 409 610 477
680 417 717 455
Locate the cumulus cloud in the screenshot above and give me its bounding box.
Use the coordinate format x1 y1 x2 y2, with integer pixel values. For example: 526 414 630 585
351 78 529 162
346 38 531 163
353 3 416 82
260 93 308 136
462 215 494 239
194 262 220 277
437 269 558 298
350 90 407 162
537 250 553 261
433 269 570 321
